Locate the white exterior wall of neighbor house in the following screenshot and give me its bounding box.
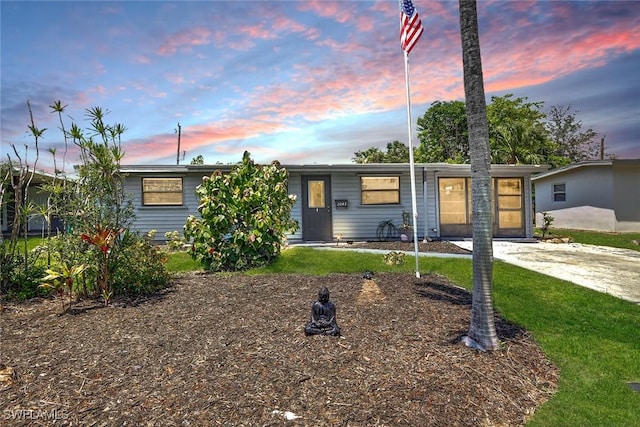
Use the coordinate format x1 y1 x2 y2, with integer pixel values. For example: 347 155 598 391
612 160 640 232
535 164 614 231
533 160 640 232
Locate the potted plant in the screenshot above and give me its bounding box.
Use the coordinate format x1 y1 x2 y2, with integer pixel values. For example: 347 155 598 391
398 211 413 242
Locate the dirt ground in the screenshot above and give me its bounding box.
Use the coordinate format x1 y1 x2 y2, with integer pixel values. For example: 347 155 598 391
0 242 558 426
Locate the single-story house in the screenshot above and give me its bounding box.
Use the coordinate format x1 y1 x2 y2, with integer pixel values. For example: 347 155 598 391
532 159 640 232
1 168 65 237
121 162 546 242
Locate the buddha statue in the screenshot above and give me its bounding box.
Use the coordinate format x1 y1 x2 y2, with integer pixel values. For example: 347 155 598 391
304 287 340 336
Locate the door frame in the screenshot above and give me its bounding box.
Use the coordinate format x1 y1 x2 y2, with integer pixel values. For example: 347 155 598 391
436 176 525 238
301 175 333 241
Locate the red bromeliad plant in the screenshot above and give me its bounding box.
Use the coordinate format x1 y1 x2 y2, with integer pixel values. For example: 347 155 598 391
81 226 122 305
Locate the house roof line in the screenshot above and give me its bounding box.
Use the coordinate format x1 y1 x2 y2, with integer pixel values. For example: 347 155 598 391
531 159 640 181
119 163 549 174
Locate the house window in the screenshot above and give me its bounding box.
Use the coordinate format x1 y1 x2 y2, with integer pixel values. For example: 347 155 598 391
553 183 566 202
142 178 183 206
307 180 326 208
439 178 469 224
496 178 522 228
361 176 400 205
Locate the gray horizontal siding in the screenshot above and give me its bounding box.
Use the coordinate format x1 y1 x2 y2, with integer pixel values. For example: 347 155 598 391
287 174 302 240
123 164 538 241
127 172 304 241
424 171 438 239
125 174 200 239
288 170 425 242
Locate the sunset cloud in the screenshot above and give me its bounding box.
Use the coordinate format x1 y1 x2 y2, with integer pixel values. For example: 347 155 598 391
1 1 638 171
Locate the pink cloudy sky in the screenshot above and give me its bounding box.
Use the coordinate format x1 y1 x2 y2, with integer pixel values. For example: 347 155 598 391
1 1 638 172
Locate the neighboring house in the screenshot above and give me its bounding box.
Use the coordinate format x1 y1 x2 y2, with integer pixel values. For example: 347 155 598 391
1 168 65 237
121 162 545 242
532 159 640 232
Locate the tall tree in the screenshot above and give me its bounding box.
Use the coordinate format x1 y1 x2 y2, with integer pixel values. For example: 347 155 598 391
352 141 410 163
492 121 548 165
190 154 205 165
352 147 385 164
459 0 499 351
415 94 601 168
545 104 599 164
383 140 410 163
416 100 469 163
486 94 553 165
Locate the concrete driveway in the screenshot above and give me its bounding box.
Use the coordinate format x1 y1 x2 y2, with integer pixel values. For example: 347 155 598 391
453 241 640 304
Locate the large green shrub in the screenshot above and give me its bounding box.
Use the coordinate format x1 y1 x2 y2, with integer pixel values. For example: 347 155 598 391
184 151 298 271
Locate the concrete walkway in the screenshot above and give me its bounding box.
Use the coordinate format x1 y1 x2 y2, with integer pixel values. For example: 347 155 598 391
453 241 640 304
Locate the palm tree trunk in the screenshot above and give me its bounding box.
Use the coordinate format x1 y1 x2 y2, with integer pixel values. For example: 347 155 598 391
459 0 499 351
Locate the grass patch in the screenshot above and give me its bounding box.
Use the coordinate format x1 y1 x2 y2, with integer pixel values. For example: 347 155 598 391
542 228 640 251
164 251 202 272
251 247 428 275
250 247 640 426
1 235 47 252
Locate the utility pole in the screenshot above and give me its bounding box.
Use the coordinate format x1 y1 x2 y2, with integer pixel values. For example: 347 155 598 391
176 123 182 165
600 135 606 160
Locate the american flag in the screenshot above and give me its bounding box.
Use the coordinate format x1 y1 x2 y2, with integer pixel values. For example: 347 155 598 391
400 0 424 54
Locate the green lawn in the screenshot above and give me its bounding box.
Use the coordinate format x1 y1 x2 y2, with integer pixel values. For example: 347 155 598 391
164 250 202 272
541 228 640 251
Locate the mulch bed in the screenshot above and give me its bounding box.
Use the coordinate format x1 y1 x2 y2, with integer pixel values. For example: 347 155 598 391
346 240 472 255
1 253 558 426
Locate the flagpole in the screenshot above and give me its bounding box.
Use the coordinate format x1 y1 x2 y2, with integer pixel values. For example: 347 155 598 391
403 50 421 278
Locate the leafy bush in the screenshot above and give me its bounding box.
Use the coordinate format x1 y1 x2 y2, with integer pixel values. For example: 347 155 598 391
0 250 48 300
44 233 97 297
184 151 298 271
110 230 171 295
39 263 88 312
164 230 186 252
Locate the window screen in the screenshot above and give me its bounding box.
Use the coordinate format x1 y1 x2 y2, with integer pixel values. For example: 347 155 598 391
142 178 183 206
361 176 400 205
553 183 566 202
